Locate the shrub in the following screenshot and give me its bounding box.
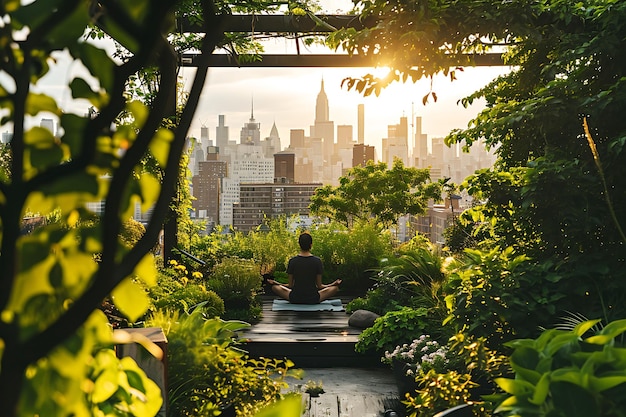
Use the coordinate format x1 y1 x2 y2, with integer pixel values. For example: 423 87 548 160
153 285 224 317
206 257 262 317
148 262 224 317
444 246 533 347
356 307 432 354
311 220 394 293
146 309 301 416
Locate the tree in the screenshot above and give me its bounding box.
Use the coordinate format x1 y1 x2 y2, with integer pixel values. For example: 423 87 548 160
0 0 219 414
310 159 441 229
330 0 626 324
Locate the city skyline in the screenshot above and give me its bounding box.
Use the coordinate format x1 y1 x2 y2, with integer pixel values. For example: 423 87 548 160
182 65 511 156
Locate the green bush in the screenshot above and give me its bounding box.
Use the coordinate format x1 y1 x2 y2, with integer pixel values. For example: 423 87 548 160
153 285 224 317
444 246 534 347
148 262 224 317
349 240 448 315
146 309 302 416
206 257 262 309
311 220 394 293
356 307 432 354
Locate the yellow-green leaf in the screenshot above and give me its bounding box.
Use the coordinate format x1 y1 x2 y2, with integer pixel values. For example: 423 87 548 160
148 128 174 168
25 93 60 116
134 253 157 286
91 368 119 403
111 278 150 322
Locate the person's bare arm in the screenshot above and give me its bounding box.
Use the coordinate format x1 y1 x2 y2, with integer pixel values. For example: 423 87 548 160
317 275 342 289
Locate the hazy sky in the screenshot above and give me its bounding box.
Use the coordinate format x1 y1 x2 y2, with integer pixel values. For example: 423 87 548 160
183 63 510 155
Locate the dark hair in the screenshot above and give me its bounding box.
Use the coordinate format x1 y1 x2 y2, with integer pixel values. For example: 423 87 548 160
298 232 313 251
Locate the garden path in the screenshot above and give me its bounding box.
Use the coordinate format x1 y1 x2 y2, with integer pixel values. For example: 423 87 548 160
240 296 402 416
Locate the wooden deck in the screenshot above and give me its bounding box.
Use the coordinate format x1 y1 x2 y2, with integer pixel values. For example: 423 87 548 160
239 296 402 416
239 295 380 367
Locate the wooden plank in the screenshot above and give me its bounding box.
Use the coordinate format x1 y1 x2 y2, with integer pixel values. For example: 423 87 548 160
308 394 339 417
337 394 390 417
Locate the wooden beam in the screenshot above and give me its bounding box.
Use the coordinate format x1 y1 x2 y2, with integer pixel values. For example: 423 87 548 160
178 14 373 34
180 53 505 68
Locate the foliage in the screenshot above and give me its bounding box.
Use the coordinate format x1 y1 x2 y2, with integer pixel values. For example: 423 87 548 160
120 218 147 249
303 380 325 397
444 247 541 347
206 257 262 313
0 0 221 413
148 261 225 317
17 310 163 416
146 309 302 416
310 220 394 292
245 216 299 274
356 307 432 354
403 370 480 417
346 236 447 323
494 319 626 417
310 160 442 229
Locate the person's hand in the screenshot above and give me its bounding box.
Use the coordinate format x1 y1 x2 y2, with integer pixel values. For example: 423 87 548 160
267 279 279 285
334 279 342 286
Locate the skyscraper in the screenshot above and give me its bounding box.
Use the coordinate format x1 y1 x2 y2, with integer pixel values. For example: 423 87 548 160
357 104 364 144
310 78 334 163
216 115 229 150
240 98 261 145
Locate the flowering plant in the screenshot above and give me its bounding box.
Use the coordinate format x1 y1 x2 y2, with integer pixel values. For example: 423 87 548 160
382 335 450 376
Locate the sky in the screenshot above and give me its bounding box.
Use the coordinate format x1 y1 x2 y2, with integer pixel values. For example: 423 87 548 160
182 63 510 156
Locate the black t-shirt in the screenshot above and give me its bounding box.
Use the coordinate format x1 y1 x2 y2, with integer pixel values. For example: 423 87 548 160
286 255 323 304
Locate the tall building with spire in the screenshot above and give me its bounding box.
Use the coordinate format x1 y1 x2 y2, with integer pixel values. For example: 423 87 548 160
310 78 334 164
240 98 261 145
262 121 281 158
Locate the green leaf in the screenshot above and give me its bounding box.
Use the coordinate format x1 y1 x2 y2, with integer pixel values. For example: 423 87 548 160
25 93 60 116
494 377 535 396
253 395 302 417
574 319 602 338
148 128 174 168
91 368 119 403
70 43 116 93
111 278 150 323
529 373 550 405
70 78 107 108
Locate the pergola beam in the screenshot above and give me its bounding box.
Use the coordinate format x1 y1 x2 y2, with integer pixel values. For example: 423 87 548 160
178 14 373 34
181 53 504 68
178 14 506 67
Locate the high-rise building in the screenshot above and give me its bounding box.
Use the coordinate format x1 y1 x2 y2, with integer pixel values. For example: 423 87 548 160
240 99 261 145
192 147 227 224
352 144 376 167
274 152 295 184
40 118 55 136
311 78 334 163
232 183 321 232
382 116 409 166
216 114 229 149
357 104 364 144
289 129 306 148
262 121 281 158
413 116 428 168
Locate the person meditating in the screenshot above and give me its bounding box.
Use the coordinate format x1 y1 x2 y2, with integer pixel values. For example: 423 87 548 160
267 232 342 304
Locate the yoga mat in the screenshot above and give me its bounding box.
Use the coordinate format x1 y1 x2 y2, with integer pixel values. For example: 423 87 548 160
272 299 344 312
